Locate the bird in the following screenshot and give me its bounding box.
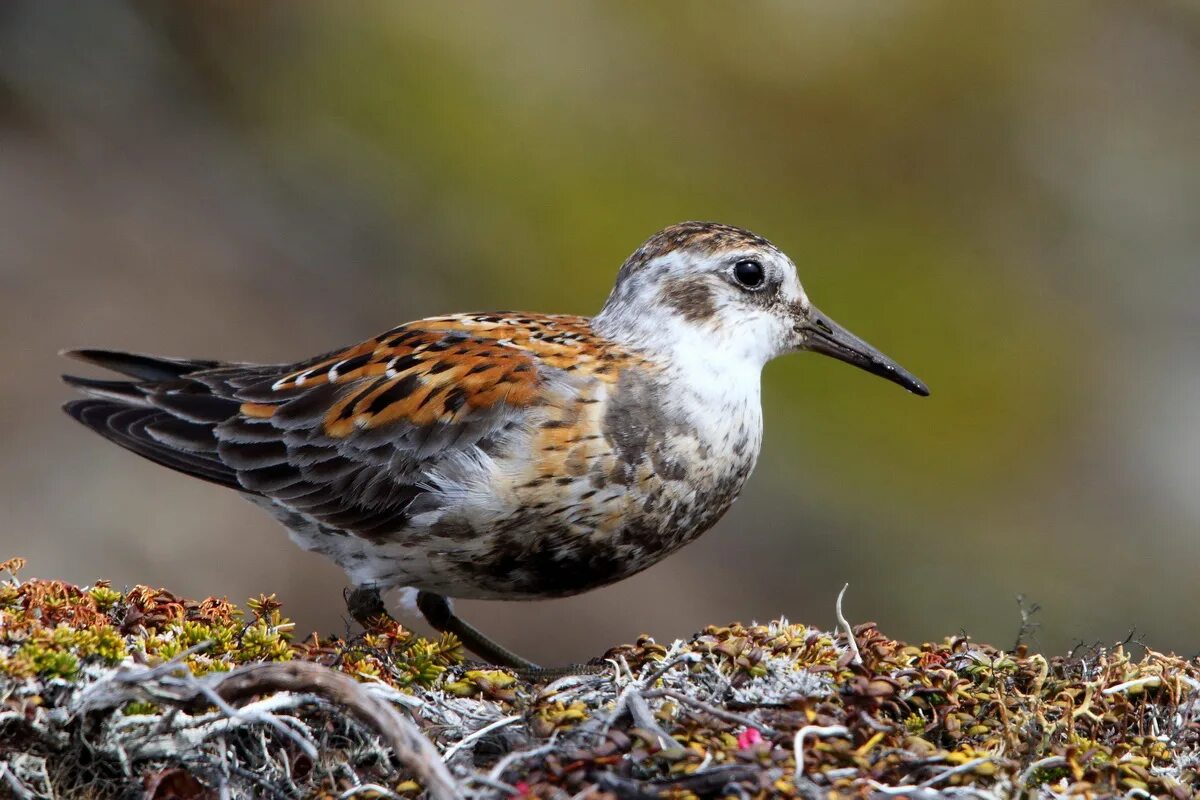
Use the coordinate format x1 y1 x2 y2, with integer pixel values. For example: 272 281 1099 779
62 221 928 670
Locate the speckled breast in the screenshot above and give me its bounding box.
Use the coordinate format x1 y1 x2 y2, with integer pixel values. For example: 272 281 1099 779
427 367 762 599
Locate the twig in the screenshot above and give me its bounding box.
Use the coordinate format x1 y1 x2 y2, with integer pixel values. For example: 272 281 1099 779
486 742 557 785
792 723 850 784
538 672 609 701
0 764 37 800
625 689 677 749
655 764 760 793
462 773 519 794
603 683 676 743
596 764 760 797
224 761 292 800
867 785 998 799
836 584 862 668
615 655 636 684
1012 594 1041 651
593 773 660 800
440 713 522 763
71 641 217 714
1103 677 1161 695
642 689 779 738
358 678 429 710
214 733 232 800
870 757 994 793
211 661 462 800
639 650 700 688
340 784 402 800
190 681 319 761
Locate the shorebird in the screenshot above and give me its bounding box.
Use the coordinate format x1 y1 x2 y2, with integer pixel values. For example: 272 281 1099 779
63 222 928 669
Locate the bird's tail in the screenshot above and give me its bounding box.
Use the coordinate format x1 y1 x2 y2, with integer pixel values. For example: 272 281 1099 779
61 349 244 490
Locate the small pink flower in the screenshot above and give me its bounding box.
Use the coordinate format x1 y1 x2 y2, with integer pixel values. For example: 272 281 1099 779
737 727 763 750
511 781 531 796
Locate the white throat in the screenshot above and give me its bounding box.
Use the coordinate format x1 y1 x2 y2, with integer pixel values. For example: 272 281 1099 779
595 304 769 402
595 311 765 462
665 321 764 411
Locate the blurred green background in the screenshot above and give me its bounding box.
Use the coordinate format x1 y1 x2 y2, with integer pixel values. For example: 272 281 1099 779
2 2 1197 662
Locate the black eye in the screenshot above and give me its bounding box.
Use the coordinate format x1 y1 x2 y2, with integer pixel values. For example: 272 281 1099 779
732 259 765 289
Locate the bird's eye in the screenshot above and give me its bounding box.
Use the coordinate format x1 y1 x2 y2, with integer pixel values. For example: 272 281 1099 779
732 259 765 289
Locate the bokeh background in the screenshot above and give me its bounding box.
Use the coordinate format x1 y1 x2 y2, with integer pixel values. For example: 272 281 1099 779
2 2 1198 663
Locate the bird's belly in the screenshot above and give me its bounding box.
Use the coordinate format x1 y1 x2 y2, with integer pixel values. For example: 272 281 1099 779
449 419 755 597
300 450 751 600
443 489 720 599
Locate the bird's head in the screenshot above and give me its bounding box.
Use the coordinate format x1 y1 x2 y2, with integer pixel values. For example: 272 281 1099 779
594 221 928 396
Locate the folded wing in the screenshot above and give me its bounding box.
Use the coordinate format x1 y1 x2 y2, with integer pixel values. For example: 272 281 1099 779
62 315 598 539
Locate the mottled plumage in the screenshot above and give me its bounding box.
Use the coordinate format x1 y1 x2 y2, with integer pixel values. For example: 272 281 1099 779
64 222 928 665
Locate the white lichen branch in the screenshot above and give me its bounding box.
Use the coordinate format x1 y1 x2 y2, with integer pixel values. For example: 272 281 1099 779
836 583 863 667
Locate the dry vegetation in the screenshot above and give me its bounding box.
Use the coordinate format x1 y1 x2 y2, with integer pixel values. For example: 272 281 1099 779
0 557 1197 800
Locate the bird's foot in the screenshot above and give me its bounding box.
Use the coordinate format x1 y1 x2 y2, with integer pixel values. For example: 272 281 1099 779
506 662 609 681
346 587 608 680
415 590 543 671
344 585 393 630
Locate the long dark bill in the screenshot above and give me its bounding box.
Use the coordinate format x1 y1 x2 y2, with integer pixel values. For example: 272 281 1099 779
799 305 930 396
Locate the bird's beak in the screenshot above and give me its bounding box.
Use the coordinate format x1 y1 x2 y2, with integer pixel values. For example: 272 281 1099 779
795 305 930 396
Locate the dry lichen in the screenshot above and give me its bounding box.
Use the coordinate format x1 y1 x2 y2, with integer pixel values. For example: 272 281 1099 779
0 557 1197 799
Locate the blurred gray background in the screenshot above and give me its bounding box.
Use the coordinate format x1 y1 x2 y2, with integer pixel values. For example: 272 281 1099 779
2 2 1198 662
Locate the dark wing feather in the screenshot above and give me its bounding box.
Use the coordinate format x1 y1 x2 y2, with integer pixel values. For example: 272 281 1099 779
64 399 241 490
63 349 221 381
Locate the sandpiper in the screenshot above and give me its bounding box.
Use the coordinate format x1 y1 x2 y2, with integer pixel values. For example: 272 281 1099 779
63 221 928 669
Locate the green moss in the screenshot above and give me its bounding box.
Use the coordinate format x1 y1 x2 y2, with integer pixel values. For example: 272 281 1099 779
0 568 459 690
445 669 520 702
122 700 159 716
530 700 588 736
87 583 123 612
14 641 79 679
238 611 295 663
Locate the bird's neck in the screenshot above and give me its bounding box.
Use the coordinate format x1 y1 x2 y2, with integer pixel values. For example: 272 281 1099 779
663 331 765 415
593 307 767 396
593 311 765 456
